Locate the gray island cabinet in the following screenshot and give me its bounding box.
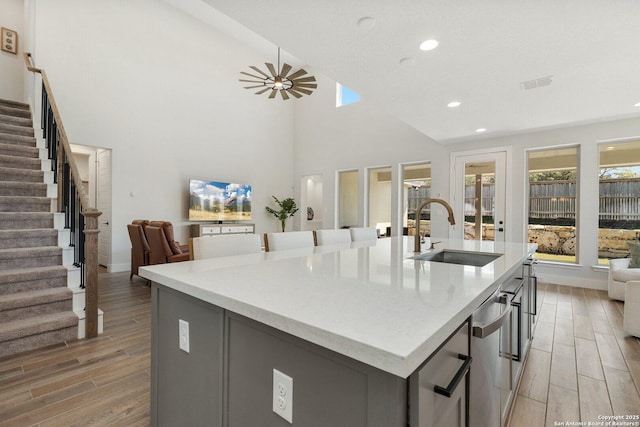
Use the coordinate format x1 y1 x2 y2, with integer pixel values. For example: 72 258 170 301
141 237 536 427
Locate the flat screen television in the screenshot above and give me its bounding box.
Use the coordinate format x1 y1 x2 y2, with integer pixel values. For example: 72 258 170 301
189 179 252 222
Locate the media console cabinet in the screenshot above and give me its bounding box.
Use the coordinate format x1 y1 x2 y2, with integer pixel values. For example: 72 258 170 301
190 223 255 237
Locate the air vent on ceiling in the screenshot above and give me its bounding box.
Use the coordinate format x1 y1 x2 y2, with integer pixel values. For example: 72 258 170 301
521 75 553 90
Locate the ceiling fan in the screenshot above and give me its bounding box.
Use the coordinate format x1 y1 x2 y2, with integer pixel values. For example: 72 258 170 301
239 48 317 100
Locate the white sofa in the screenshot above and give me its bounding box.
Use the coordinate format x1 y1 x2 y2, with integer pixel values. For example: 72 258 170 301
608 258 640 301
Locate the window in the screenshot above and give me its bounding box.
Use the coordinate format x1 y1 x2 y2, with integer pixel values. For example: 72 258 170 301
336 83 360 107
527 146 579 263
598 140 640 265
338 170 359 228
367 166 391 237
402 162 431 237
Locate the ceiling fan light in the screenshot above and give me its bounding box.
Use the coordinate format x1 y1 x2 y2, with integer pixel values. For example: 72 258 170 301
240 47 316 100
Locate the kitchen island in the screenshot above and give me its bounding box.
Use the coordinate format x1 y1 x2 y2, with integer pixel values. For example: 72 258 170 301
140 237 536 427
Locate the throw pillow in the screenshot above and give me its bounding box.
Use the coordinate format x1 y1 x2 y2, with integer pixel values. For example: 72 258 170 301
629 241 640 268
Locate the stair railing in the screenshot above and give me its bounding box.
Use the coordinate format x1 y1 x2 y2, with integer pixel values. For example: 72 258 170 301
23 52 101 339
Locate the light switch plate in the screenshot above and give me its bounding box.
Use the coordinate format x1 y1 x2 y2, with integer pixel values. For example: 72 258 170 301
273 369 293 423
178 319 189 353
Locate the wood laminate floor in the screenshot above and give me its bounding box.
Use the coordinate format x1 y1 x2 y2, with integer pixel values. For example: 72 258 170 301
0 271 151 426
508 283 640 427
2 274 639 426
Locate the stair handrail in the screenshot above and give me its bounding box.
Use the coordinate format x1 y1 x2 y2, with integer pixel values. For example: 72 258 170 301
23 52 101 339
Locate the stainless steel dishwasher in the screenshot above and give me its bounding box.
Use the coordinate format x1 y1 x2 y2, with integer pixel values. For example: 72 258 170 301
469 287 512 427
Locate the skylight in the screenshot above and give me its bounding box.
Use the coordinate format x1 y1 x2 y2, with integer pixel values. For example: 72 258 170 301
336 83 360 107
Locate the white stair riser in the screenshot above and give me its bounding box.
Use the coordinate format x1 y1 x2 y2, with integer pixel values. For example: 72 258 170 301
58 228 70 245
47 183 56 198
54 212 65 230
62 246 74 266
66 265 81 287
76 309 103 339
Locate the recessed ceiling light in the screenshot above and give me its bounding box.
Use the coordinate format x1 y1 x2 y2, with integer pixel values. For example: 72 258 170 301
419 39 439 51
635 102 640 107
447 101 461 108
357 16 376 30
475 128 487 133
607 146 615 150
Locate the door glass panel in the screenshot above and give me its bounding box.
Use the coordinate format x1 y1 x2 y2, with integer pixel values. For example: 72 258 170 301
338 170 359 229
401 163 431 238
367 166 392 237
464 162 495 240
598 141 640 265
453 151 506 242
527 146 579 263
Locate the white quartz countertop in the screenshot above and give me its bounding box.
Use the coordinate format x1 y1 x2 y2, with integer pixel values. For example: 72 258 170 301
140 237 536 378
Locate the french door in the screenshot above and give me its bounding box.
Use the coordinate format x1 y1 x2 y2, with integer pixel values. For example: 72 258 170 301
451 150 507 242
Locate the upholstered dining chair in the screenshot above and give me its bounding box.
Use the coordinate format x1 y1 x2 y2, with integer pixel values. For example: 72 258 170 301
313 229 352 246
264 231 315 252
189 234 262 260
349 227 379 242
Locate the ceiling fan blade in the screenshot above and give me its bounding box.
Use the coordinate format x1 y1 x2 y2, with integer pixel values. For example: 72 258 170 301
292 87 313 95
280 63 293 78
255 87 272 95
265 63 278 78
241 71 267 80
239 79 266 84
291 76 316 83
249 66 270 78
268 89 278 99
287 68 308 80
244 84 267 89
280 90 290 100
292 83 318 89
287 89 303 98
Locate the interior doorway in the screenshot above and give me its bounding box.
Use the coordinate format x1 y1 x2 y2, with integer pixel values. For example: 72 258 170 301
452 150 507 242
70 144 112 268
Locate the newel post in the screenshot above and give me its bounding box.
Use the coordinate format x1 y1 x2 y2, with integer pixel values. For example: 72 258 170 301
83 208 102 338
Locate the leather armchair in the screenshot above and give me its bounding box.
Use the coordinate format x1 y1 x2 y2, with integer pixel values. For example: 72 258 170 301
127 220 150 279
146 221 190 264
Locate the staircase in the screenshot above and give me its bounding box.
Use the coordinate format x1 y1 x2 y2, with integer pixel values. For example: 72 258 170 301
0 98 79 358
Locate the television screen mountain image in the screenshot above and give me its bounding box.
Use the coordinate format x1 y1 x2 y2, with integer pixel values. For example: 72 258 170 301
189 179 252 221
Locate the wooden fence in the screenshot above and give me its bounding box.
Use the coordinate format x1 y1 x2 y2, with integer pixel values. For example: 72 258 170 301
408 178 640 220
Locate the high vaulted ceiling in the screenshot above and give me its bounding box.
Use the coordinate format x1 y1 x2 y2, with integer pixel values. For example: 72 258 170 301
175 0 640 145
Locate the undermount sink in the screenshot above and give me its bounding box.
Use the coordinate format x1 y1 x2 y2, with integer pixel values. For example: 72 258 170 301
410 249 503 267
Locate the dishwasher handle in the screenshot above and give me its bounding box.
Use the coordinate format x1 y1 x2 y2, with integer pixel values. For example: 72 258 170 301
433 354 472 398
472 297 511 339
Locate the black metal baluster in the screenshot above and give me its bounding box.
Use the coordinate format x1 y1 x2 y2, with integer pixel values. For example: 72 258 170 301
79 211 86 289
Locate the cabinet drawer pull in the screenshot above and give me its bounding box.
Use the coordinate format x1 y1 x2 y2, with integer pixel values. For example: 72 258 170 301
433 354 472 398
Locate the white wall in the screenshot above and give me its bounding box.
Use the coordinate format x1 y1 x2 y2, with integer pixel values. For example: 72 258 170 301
293 73 449 237
445 117 640 289
0 0 24 101
31 0 296 272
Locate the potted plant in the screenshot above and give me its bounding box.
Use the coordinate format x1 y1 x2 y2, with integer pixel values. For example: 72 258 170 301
265 196 299 232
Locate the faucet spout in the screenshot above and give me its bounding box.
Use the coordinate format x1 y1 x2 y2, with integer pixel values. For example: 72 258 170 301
414 198 455 252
